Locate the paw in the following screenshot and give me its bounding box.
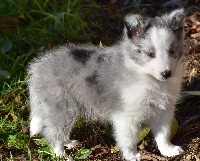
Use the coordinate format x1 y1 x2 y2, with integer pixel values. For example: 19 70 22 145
123 152 141 161
161 146 184 157
129 153 141 161
53 148 74 161
65 155 73 161
53 147 64 157
64 140 79 149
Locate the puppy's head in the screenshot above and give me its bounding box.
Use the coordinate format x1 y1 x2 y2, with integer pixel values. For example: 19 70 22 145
123 9 185 81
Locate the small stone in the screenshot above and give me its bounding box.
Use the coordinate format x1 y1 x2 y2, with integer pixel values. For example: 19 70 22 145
185 154 192 160
195 155 200 161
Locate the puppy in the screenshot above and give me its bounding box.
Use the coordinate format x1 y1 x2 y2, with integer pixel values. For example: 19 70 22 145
28 9 185 161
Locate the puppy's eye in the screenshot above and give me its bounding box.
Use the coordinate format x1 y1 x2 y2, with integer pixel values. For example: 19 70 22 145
147 52 155 58
169 46 176 55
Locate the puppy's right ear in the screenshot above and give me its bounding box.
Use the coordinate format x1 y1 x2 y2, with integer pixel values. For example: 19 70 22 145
124 14 150 39
162 8 185 32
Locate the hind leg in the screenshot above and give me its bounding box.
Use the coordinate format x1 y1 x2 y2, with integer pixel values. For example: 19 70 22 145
42 112 66 156
43 125 65 156
43 111 79 156
43 127 76 161
63 114 79 149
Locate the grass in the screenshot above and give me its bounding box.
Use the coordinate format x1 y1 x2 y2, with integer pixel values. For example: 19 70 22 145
0 0 97 160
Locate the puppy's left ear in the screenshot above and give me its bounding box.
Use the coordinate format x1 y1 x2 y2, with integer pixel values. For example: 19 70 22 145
163 8 185 32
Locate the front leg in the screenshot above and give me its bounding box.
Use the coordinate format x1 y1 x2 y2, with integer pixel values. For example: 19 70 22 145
150 109 184 157
111 113 141 161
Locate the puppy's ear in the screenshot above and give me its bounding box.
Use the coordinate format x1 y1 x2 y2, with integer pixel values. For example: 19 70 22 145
124 14 150 39
163 9 185 32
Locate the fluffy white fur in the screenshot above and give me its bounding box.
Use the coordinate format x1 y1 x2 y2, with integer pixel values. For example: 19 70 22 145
30 116 42 136
28 9 185 161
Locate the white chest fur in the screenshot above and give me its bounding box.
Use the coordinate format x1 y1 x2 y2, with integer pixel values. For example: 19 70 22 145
119 75 180 119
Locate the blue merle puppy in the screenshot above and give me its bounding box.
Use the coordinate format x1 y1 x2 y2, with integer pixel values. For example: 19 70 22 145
28 9 185 161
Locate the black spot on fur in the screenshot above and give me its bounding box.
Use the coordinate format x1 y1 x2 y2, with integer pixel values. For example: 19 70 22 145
125 21 133 39
137 49 141 53
143 21 152 33
169 14 184 34
70 49 94 65
86 71 99 86
143 18 167 34
97 54 105 63
86 71 104 94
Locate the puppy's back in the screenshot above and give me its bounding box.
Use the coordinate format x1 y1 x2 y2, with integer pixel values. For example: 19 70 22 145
28 45 122 121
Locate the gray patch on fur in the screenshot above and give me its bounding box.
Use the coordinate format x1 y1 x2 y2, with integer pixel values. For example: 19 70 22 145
97 54 105 63
86 71 104 94
86 71 99 86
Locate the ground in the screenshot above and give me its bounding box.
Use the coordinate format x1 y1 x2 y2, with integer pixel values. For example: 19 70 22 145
0 0 199 161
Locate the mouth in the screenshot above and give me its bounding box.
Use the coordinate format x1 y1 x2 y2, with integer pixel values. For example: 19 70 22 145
154 71 173 82
143 68 173 82
149 74 171 82
157 77 169 81
156 75 173 82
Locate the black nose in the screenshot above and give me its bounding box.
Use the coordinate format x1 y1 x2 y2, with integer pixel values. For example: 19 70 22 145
161 70 172 79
